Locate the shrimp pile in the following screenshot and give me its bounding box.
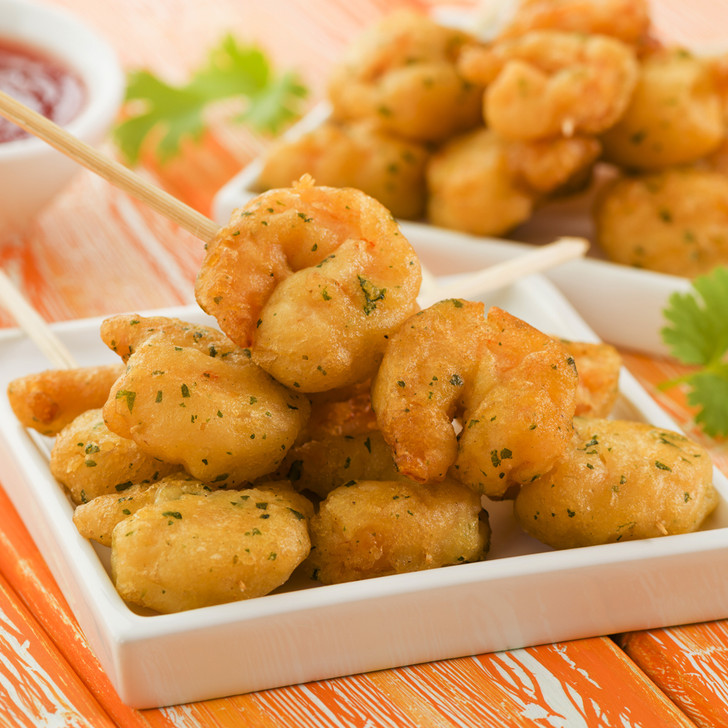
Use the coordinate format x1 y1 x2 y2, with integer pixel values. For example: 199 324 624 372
251 2 728 275
6 182 718 614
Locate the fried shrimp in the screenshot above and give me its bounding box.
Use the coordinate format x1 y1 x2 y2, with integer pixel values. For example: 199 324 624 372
425 127 600 236
371 300 578 498
514 417 718 548
50 408 179 505
255 119 430 220
459 31 638 141
327 10 483 143
111 482 313 613
594 167 728 277
195 177 422 392
497 0 653 48
600 48 724 170
102 314 310 486
306 478 489 585
560 339 621 418
7 364 124 436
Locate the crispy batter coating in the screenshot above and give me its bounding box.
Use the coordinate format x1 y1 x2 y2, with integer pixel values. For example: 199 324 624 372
111 483 312 613
100 314 245 364
49 409 178 505
459 31 638 141
426 127 600 236
300 379 377 441
7 364 124 436
276 430 402 499
600 48 724 170
514 417 719 548
426 128 534 236
196 177 422 392
306 479 489 585
560 339 622 417
497 0 653 48
255 120 430 220
594 167 728 277
327 10 483 142
102 315 310 486
372 300 578 497
73 472 205 546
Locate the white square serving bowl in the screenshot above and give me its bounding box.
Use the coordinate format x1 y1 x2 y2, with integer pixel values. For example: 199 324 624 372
1 273 727 709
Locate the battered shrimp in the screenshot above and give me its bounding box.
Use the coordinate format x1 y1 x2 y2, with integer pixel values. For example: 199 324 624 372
514 417 719 548
306 478 489 585
49 408 179 505
327 10 483 143
275 430 402 499
7 364 124 436
102 314 310 486
371 300 578 498
255 119 430 220
600 48 724 170
459 31 638 141
111 482 313 613
195 177 422 392
594 167 728 277
301 379 377 441
497 0 653 48
426 127 599 238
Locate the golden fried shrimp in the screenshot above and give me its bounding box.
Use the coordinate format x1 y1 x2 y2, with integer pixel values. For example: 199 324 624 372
327 10 483 143
601 48 724 170
593 167 728 277
560 339 622 417
255 120 430 220
306 479 489 585
372 300 578 498
514 417 719 549
102 315 310 486
111 483 312 613
195 177 422 392
459 31 638 141
275 431 402 499
73 473 206 546
426 128 535 237
7 364 124 436
49 409 179 506
100 314 244 364
497 0 653 48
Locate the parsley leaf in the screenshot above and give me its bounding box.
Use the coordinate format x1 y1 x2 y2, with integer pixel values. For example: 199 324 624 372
660 265 728 436
114 34 308 165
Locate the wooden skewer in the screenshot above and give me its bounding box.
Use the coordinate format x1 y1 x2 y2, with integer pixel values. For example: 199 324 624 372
418 236 589 308
0 89 219 245
0 269 77 369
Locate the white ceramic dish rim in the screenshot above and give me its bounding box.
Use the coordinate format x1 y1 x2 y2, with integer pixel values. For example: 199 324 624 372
0 0 124 160
2 273 728 707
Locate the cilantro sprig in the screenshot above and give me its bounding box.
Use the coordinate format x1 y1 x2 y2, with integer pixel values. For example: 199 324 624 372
114 35 308 165
660 265 728 437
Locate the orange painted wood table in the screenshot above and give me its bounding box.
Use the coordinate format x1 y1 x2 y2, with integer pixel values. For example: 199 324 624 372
2 0 728 725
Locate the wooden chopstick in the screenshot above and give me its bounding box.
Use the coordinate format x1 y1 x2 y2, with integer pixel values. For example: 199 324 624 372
0 269 77 369
418 237 589 308
0 89 219 245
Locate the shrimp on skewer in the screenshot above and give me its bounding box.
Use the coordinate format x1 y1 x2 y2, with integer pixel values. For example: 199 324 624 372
195 176 422 392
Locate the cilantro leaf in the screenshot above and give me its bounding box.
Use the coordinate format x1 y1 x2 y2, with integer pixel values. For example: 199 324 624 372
113 35 308 165
660 265 728 436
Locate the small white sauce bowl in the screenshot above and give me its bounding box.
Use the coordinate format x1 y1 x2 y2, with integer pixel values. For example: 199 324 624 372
0 0 124 232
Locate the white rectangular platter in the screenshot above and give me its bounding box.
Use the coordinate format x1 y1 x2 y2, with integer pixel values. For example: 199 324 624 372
212 102 693 359
2 274 728 709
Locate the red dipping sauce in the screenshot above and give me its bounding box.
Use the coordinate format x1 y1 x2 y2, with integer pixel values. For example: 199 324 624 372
0 38 85 143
